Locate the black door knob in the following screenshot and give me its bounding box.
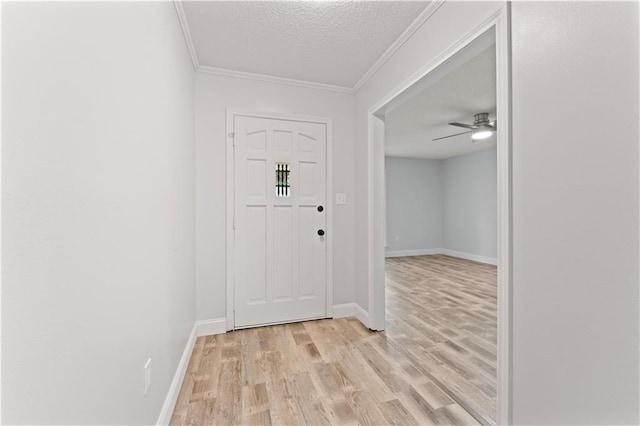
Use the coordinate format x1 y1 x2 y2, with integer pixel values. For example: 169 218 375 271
317 229 325 236
317 205 324 212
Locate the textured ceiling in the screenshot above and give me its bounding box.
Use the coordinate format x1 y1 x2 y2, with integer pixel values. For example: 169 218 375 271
385 45 497 160
182 1 429 88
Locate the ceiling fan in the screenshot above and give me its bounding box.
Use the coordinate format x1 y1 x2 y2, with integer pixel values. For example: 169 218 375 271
432 112 497 142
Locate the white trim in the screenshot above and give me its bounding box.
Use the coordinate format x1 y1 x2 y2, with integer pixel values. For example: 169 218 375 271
171 0 446 95
195 318 227 337
172 1 353 94
0 2 3 422
332 303 357 319
366 11 505 115
172 0 199 70
367 116 377 331
226 109 334 330
332 303 370 329
227 109 336 126
353 303 370 328
352 0 446 92
367 115 386 332
366 5 512 424
225 111 235 332
156 324 198 426
385 248 441 258
156 318 228 425
325 120 335 318
440 249 497 266
495 5 513 424
439 249 498 265
385 248 498 265
197 66 353 94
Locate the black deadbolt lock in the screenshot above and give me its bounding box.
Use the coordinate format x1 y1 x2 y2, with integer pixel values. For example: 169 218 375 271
317 229 325 236
317 205 324 212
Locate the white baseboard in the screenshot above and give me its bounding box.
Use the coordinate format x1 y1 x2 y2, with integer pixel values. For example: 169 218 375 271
195 318 227 337
156 324 197 426
440 249 497 266
385 248 497 266
353 304 370 327
332 303 370 329
156 318 227 425
332 303 354 318
333 303 358 319
385 248 442 258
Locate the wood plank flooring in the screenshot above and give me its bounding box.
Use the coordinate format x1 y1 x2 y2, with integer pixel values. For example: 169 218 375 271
171 255 497 425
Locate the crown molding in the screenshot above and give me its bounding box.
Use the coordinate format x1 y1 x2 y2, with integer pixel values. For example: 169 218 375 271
197 65 354 94
352 0 446 93
173 0 199 70
173 0 446 95
173 0 352 93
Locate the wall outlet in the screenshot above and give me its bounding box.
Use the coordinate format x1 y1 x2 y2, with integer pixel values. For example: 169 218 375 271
336 193 347 205
144 358 151 397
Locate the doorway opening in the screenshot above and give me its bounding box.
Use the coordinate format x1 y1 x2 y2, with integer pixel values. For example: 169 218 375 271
366 10 511 425
384 29 497 424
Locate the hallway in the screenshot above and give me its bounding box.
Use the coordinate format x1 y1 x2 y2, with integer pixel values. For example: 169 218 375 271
170 255 496 425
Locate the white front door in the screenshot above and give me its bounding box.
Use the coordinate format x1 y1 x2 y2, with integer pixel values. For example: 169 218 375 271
233 115 327 328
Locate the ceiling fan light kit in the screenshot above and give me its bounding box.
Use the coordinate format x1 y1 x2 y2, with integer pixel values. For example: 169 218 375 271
472 128 493 140
434 112 497 142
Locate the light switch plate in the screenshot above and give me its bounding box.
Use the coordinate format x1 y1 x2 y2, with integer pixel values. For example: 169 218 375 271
336 193 347 205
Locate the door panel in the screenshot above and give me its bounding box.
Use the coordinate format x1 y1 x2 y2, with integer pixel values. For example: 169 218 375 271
273 205 293 301
246 206 267 304
234 115 327 328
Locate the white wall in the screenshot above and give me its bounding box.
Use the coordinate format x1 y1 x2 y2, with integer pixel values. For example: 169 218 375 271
442 147 497 259
511 2 639 424
194 72 356 320
356 1 639 423
385 157 442 252
2 3 196 424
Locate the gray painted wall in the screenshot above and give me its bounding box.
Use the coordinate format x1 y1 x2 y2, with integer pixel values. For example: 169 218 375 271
442 147 497 259
2 3 196 424
385 147 496 260
511 2 639 423
385 157 442 252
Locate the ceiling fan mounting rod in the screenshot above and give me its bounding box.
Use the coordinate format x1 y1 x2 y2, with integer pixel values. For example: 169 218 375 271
473 112 490 125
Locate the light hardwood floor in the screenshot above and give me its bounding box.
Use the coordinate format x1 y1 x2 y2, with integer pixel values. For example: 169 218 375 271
170 255 497 425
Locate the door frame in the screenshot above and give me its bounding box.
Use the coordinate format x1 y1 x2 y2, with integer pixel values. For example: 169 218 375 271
225 108 334 331
365 5 512 424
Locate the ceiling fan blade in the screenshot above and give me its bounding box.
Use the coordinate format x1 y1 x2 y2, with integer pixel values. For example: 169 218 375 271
448 122 476 129
432 130 472 141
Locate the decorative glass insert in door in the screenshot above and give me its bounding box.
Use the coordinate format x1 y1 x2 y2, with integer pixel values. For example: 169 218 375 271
275 162 290 197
